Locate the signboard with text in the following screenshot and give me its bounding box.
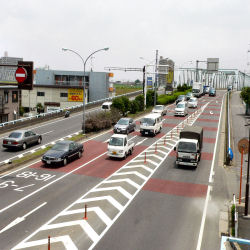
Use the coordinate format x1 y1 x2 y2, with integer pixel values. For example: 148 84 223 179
68 88 83 102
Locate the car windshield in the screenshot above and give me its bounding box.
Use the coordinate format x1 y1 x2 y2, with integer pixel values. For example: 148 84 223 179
210 89 215 92
109 137 123 146
154 105 163 110
178 142 197 153
178 96 185 100
117 119 129 125
189 99 196 102
141 118 155 126
177 103 185 109
186 93 192 96
9 132 22 138
192 89 200 93
51 143 69 151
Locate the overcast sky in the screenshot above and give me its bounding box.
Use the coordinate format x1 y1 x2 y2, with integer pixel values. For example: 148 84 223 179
1 0 250 81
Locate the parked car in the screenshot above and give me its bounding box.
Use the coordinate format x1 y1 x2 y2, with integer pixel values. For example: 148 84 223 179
187 97 198 108
185 92 193 100
2 130 42 150
101 102 112 111
42 140 83 166
227 85 233 91
152 105 167 116
175 102 188 116
209 88 216 96
113 118 136 134
176 95 187 105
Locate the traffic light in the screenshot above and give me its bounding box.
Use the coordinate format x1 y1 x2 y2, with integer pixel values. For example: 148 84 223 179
17 61 33 90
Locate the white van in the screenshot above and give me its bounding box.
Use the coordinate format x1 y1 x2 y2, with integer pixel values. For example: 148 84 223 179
101 102 112 111
140 113 163 136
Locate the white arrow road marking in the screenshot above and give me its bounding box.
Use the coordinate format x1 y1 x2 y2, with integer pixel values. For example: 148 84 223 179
41 130 54 136
114 171 147 180
0 202 46 234
132 159 158 166
210 111 213 115
14 236 78 250
123 164 153 174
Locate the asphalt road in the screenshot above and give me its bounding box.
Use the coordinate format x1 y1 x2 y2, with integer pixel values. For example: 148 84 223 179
0 92 226 250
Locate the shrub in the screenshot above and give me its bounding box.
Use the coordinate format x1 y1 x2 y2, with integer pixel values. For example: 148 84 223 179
121 96 131 114
135 94 144 111
130 100 139 114
146 90 157 108
240 87 250 104
112 97 126 116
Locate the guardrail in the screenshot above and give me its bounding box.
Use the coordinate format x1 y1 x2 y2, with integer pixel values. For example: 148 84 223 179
226 90 233 164
0 90 143 130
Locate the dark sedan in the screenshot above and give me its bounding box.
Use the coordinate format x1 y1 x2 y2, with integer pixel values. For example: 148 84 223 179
176 95 187 105
2 130 42 150
42 140 83 166
113 118 136 134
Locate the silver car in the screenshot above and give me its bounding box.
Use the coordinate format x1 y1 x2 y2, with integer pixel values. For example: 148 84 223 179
2 130 42 150
113 118 136 134
152 105 167 116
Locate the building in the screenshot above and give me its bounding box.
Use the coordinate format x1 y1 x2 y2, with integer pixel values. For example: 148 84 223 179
21 69 114 112
0 85 19 122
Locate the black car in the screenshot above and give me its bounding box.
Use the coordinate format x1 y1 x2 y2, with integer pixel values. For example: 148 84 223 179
176 95 187 105
113 118 136 134
209 88 216 96
42 140 83 166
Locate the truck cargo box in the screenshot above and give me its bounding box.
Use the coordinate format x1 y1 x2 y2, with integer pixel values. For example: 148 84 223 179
180 126 203 149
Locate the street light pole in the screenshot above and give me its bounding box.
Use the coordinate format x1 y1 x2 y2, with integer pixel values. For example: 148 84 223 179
62 47 109 134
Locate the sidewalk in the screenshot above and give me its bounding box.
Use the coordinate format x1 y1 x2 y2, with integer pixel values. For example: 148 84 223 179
230 91 250 249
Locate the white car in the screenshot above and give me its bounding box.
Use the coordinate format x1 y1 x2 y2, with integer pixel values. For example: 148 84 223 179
175 102 188 116
152 105 167 116
187 97 198 108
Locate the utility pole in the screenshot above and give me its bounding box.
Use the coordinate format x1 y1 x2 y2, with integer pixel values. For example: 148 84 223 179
245 128 250 216
154 50 158 106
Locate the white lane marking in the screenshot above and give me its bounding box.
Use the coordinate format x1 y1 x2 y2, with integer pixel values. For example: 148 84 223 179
123 164 153 173
14 236 78 250
92 186 132 199
113 171 147 181
41 220 99 243
61 207 112 226
144 153 163 161
132 159 158 166
0 202 46 234
0 151 107 213
135 138 147 146
17 154 24 159
41 130 54 136
103 178 140 189
196 94 225 250
196 186 212 250
77 196 123 211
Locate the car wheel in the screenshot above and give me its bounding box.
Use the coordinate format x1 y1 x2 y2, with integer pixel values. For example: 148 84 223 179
22 143 27 150
124 152 127 160
78 151 82 159
126 129 129 135
130 147 133 155
37 137 42 144
63 158 67 166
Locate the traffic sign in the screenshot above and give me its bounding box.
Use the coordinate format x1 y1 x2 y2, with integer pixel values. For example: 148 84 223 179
15 67 27 83
238 138 249 154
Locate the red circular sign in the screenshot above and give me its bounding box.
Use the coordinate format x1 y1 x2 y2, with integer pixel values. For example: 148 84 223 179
15 67 27 83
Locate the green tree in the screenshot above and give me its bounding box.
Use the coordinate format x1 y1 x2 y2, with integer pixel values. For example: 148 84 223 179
36 103 44 114
240 87 250 104
112 97 126 116
146 90 157 107
135 79 141 85
121 96 131 114
130 100 139 114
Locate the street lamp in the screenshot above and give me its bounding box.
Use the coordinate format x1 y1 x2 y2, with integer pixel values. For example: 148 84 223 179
62 47 109 134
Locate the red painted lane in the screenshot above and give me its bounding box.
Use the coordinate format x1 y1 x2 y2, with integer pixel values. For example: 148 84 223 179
131 131 165 139
204 108 220 111
169 150 213 160
203 127 218 131
197 118 219 123
143 178 207 198
74 145 147 178
202 113 220 116
163 123 176 128
165 115 186 120
203 137 216 143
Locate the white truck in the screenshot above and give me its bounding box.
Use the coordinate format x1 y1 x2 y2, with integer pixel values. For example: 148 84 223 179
192 82 203 98
107 134 135 159
174 126 203 168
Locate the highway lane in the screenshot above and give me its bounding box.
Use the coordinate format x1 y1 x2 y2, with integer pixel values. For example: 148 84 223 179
0 93 221 249
0 106 101 163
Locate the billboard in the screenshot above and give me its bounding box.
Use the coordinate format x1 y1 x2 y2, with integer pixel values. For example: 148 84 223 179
68 88 83 102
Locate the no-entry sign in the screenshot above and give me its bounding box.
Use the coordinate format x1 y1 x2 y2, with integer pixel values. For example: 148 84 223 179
15 67 27 83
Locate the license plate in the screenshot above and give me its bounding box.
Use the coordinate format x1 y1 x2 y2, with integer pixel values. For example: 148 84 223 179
112 151 117 155
183 155 190 159
8 142 11 145
117 129 120 132
145 132 148 134
46 160 51 164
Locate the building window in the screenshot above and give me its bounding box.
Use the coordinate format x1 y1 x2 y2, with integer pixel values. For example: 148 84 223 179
60 93 68 98
37 92 45 97
12 91 18 103
4 91 8 103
